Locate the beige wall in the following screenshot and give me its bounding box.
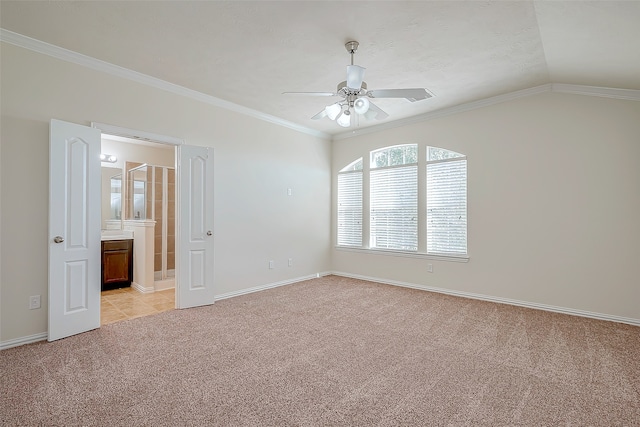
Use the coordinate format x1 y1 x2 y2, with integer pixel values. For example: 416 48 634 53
1 40 638 346
332 92 640 321
0 43 332 343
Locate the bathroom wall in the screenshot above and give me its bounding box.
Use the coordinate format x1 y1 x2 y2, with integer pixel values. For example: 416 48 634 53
101 138 175 228
152 166 176 276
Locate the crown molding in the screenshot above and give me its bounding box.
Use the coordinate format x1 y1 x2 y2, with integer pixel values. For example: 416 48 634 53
333 82 640 141
0 28 330 140
551 83 640 101
332 85 553 141
3 29 636 142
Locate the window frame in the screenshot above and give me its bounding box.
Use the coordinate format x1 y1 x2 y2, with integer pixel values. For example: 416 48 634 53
335 144 469 263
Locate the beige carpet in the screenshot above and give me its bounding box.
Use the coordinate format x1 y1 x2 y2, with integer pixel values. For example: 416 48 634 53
1 275 638 426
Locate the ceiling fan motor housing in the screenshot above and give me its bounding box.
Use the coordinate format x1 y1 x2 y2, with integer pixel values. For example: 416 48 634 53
345 40 359 54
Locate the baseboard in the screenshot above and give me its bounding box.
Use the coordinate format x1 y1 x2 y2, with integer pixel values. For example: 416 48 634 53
331 271 640 327
1 332 48 350
153 280 175 292
131 282 155 294
214 271 332 301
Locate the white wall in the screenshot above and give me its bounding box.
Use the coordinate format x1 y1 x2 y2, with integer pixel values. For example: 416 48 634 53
0 43 331 344
332 92 640 321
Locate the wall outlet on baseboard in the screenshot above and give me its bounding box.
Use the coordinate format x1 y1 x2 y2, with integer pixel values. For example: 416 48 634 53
29 295 41 310
288 258 293 267
427 263 433 273
269 260 275 269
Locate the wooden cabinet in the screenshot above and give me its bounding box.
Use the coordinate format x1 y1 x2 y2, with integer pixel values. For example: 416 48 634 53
101 239 133 291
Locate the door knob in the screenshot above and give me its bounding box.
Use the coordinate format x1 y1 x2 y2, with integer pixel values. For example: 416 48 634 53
53 236 65 243
206 231 212 236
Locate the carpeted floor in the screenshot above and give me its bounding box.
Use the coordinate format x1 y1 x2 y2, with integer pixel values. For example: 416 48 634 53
1 275 639 426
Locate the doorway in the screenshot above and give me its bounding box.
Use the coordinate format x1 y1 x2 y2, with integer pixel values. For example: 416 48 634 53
49 119 215 341
100 133 176 325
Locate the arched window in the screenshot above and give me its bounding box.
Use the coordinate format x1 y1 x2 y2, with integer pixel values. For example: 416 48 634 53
370 145 418 251
336 145 467 257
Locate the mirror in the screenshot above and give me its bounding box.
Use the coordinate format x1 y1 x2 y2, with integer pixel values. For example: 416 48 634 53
101 166 123 230
128 165 148 220
110 174 122 220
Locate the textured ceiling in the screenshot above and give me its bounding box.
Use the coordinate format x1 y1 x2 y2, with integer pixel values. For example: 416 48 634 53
1 1 639 136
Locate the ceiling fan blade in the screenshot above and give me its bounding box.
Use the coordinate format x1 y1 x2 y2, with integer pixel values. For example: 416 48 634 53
282 92 337 97
311 109 328 120
368 88 433 102
366 101 389 120
346 65 366 90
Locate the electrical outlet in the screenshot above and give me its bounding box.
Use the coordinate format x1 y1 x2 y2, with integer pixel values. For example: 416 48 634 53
287 188 292 196
269 260 275 269
288 258 293 267
29 295 41 310
427 263 433 273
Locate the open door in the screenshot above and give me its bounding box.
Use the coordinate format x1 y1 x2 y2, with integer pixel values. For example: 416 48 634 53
48 119 101 341
176 145 215 308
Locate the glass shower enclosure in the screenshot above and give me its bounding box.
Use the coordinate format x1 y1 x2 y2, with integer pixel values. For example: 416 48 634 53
126 163 176 286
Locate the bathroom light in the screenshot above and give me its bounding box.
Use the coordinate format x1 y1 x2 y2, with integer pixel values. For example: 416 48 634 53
100 153 117 163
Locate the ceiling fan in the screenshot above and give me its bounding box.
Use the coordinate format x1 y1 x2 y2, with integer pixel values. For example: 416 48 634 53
283 41 433 128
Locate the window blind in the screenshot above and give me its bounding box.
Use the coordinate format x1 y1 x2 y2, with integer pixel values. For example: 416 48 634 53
370 165 418 251
337 171 363 246
427 159 467 254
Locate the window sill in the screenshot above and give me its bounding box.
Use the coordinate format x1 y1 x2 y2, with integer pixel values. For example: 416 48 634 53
334 246 469 263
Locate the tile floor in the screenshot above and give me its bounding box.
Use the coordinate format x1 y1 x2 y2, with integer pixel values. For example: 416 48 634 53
101 287 175 325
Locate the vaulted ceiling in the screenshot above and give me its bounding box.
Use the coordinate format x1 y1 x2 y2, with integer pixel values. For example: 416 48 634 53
1 1 639 136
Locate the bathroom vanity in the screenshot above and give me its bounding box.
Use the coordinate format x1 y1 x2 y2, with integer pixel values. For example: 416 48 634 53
101 238 134 291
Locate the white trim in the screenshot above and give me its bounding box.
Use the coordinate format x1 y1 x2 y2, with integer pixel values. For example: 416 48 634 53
92 122 184 146
153 280 175 292
335 246 469 263
333 83 640 141
551 83 640 101
0 29 330 140
332 85 553 140
331 271 640 327
214 272 332 301
1 332 48 350
3 28 637 142
122 219 156 228
131 282 155 294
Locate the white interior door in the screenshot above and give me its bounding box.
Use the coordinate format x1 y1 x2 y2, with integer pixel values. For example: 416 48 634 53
176 145 215 308
48 119 101 341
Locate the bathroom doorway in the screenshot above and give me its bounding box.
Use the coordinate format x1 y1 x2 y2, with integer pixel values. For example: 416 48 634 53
100 134 176 324
49 119 215 340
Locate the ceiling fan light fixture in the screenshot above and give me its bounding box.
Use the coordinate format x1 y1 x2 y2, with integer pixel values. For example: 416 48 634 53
325 103 342 120
283 40 433 128
354 97 370 114
337 111 351 127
